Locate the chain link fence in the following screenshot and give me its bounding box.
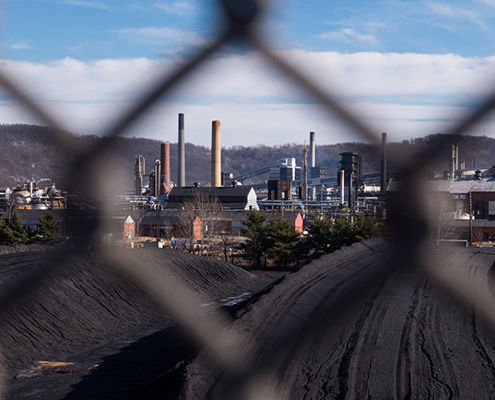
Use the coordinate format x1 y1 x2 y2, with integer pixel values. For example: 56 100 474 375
1 0 495 399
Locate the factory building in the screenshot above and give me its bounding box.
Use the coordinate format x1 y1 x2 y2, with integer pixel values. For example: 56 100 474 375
0 182 66 211
165 187 259 211
278 158 302 181
139 213 202 240
387 174 495 243
267 180 292 200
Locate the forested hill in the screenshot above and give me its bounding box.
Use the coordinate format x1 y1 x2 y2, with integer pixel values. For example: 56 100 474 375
1 124 495 188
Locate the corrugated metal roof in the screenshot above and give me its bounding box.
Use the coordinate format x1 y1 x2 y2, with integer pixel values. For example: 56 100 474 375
449 219 495 227
389 179 495 193
428 179 495 193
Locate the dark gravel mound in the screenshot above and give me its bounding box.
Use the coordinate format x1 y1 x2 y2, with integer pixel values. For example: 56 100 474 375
0 247 272 399
184 239 495 399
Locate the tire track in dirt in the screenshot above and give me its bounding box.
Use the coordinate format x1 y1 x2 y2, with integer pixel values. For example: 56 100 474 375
184 242 495 400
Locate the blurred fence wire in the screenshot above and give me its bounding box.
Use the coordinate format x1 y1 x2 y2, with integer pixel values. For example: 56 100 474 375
1 0 495 399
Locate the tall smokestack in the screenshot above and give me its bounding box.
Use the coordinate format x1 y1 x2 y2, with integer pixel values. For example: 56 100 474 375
211 120 221 187
380 132 387 194
154 160 161 197
340 169 345 205
310 131 316 168
160 142 171 194
135 154 145 196
178 113 185 187
454 144 459 175
451 144 456 181
310 132 316 201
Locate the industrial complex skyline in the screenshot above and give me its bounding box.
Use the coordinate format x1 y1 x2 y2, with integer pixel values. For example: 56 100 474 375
2 1 495 145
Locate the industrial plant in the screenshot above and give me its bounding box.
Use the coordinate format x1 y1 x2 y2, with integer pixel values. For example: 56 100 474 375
129 114 386 216
2 111 495 248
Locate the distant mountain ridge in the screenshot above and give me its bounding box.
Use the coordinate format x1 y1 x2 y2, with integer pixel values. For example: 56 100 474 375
1 124 494 189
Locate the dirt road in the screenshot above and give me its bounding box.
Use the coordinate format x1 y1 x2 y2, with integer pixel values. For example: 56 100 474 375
184 239 495 399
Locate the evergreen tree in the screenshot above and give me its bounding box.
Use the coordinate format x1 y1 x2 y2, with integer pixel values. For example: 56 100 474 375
305 214 334 258
267 218 300 267
304 215 383 260
37 212 64 244
353 214 383 241
241 210 269 267
0 217 8 244
0 212 28 245
331 217 356 250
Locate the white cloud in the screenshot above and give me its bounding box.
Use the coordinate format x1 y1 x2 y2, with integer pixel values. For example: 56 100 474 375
478 0 495 7
316 28 380 45
9 42 30 50
425 1 486 28
153 1 194 15
1 51 495 146
60 0 110 10
110 27 206 48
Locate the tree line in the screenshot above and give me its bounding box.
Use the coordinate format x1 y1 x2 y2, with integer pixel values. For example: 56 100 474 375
240 210 383 268
0 211 64 245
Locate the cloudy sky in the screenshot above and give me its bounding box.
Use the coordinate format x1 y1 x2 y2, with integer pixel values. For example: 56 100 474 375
3 0 495 146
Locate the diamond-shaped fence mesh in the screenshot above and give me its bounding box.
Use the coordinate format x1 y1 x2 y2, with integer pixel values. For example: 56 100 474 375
1 0 495 399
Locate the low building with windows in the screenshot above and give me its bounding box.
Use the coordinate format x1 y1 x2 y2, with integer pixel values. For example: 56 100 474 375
165 186 259 211
388 178 495 243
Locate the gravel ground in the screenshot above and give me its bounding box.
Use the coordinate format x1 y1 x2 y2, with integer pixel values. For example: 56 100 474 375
0 247 275 399
184 239 495 399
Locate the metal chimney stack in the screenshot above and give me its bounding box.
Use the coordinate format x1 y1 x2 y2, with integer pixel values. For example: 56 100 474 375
135 154 145 196
380 132 387 193
211 120 221 187
451 144 456 181
160 142 171 194
340 169 345 205
454 144 459 175
154 160 161 197
310 131 316 168
310 131 316 200
178 113 185 187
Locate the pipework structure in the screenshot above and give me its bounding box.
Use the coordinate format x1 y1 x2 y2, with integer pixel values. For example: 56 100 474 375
211 120 221 187
301 146 308 201
451 144 459 181
134 155 145 196
178 113 185 187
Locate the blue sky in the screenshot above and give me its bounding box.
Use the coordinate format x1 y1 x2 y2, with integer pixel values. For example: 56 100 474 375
2 0 495 146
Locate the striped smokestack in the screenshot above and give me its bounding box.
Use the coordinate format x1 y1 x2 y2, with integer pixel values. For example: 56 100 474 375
178 113 185 187
211 121 221 187
160 142 171 194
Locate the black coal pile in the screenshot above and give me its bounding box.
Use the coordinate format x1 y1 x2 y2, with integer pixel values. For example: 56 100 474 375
183 240 495 400
0 247 273 399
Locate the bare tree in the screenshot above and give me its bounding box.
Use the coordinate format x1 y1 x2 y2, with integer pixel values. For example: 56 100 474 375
178 200 198 251
178 190 223 252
